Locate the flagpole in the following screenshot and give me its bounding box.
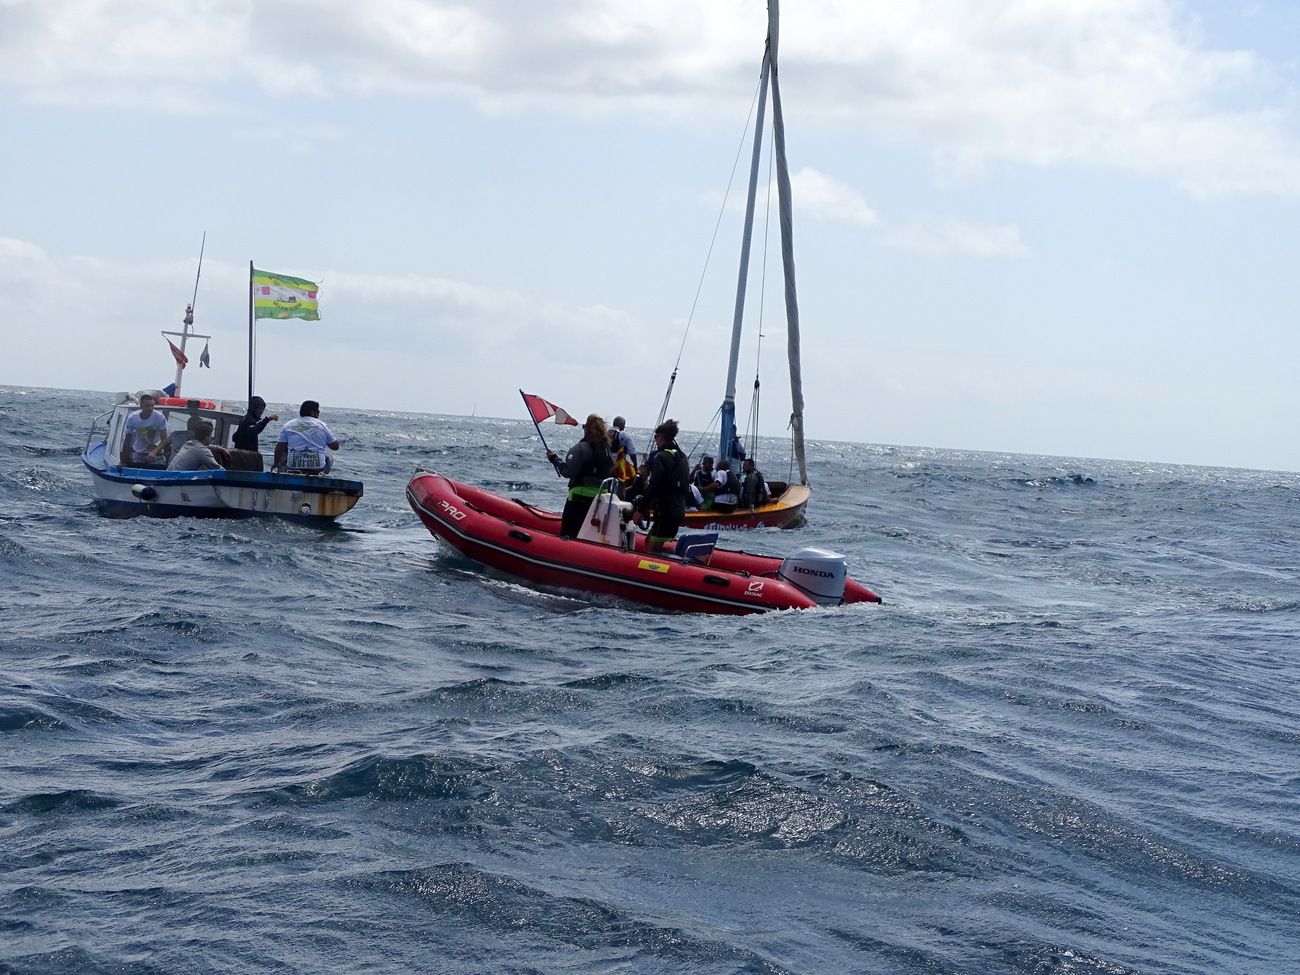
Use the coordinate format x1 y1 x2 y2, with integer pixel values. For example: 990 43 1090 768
519 388 554 457
247 261 255 403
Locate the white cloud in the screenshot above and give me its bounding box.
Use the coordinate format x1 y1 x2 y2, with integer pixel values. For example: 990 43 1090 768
3 1 1298 196
789 168 879 227
0 238 681 420
704 166 879 228
883 219 1028 258
0 237 47 261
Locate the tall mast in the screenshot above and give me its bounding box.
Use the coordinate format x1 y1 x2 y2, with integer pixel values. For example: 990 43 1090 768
719 20 772 466
768 0 807 485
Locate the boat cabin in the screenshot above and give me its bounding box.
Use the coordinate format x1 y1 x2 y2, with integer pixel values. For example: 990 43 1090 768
90 394 248 470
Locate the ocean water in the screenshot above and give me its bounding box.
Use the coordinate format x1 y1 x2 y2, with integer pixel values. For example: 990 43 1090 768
1 384 1297 974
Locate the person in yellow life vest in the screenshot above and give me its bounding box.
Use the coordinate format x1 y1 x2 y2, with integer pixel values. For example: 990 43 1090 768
610 417 638 467
547 414 613 538
608 428 637 495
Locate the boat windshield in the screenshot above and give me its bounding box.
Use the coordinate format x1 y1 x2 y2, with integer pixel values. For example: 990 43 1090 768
156 406 236 450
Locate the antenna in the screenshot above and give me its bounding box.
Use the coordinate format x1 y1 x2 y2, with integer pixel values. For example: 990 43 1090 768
190 231 206 320
165 232 211 394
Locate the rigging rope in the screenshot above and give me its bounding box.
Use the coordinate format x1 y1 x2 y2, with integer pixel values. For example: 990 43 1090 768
657 76 764 426
685 406 723 464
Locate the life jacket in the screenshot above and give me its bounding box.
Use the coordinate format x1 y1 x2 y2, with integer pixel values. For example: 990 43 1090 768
613 447 636 484
565 440 613 499
658 447 690 495
720 469 741 498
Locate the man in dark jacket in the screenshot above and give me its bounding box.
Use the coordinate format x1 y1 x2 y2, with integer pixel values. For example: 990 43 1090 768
232 396 279 452
740 457 770 509
547 414 613 538
633 419 691 553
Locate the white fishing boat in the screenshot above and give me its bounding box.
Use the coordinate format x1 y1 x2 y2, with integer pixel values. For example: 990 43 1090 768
82 395 363 521
81 240 363 522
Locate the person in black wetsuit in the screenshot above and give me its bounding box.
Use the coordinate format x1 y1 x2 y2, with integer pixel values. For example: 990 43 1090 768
233 396 279 452
547 414 613 538
740 457 770 508
632 419 691 553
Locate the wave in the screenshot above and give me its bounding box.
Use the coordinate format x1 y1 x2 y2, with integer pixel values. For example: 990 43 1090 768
0 703 70 732
356 862 793 972
1012 474 1097 488
14 445 83 457
263 753 494 806
2 788 121 814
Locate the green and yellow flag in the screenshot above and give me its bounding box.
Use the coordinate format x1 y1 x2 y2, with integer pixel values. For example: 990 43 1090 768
252 268 320 321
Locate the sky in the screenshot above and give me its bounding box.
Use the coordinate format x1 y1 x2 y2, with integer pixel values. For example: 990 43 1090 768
2 0 1299 472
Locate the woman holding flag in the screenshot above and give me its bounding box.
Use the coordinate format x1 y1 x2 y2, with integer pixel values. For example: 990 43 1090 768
546 415 613 539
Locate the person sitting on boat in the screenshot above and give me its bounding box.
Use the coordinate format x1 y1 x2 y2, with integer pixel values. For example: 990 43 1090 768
621 460 650 507
632 418 691 553
686 482 704 512
273 400 341 475
170 411 233 467
233 396 279 452
120 393 168 468
712 460 741 512
167 420 224 471
547 414 613 538
690 455 718 509
739 457 770 509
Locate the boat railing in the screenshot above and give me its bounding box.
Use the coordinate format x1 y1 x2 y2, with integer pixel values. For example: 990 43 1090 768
85 410 114 450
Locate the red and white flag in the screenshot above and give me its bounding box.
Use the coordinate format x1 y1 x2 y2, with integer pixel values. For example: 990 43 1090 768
166 338 188 368
520 390 578 426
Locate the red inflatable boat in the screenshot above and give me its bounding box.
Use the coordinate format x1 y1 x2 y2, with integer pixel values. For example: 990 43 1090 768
406 471 881 615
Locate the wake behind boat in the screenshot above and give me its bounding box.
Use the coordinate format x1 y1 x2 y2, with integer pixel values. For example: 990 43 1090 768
407 471 880 615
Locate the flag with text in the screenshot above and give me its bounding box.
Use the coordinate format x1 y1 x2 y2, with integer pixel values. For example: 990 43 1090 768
252 268 321 321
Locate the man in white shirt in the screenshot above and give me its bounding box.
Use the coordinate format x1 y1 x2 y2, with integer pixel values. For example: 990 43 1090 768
167 421 224 471
120 394 168 468
273 400 341 474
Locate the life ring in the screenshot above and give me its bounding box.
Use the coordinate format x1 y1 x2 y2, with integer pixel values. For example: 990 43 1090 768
156 396 217 409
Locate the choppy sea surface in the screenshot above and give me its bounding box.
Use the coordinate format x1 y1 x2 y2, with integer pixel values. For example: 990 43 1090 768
2 384 1298 974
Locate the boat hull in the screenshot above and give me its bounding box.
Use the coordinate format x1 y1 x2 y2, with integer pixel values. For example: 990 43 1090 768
406 472 880 614
83 442 362 523
683 483 810 529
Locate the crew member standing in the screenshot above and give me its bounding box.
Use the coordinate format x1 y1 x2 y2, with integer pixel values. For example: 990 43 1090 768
547 414 613 538
633 419 691 553
233 395 279 452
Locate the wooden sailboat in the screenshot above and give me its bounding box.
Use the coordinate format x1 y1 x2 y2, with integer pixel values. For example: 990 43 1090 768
680 0 810 530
